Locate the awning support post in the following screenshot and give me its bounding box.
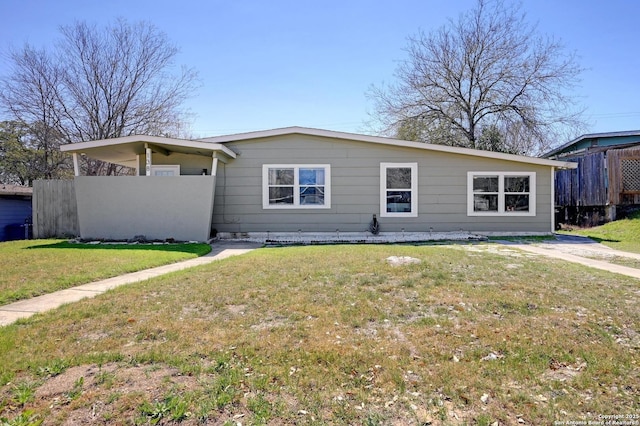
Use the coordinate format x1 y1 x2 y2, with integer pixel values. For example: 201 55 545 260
145 143 152 176
72 153 80 177
211 153 219 177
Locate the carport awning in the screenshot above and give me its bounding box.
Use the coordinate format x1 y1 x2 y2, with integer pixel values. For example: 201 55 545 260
60 135 236 169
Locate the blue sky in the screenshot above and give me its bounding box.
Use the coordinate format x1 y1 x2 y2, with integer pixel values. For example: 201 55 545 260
1 0 639 141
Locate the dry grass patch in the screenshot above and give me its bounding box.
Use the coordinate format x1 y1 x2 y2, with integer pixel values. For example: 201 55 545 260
0 244 638 425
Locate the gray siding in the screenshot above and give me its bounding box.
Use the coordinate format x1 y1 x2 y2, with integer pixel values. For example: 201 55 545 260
141 152 217 176
212 134 553 234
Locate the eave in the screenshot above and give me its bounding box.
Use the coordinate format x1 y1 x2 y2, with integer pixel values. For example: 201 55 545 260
60 135 237 169
200 126 577 169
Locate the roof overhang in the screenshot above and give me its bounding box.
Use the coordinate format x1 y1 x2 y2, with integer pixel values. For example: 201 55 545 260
199 126 577 169
542 129 640 159
60 135 237 169
0 184 33 197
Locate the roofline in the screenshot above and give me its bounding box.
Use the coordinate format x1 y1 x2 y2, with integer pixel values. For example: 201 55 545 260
0 184 33 196
60 135 237 159
0 192 32 197
199 126 577 169
542 129 640 158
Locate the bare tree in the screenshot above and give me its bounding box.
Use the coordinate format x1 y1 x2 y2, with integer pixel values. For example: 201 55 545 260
0 46 68 178
369 0 585 155
1 19 198 175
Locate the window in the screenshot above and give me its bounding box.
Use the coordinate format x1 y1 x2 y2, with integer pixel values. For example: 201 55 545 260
467 172 535 216
150 165 180 176
380 163 418 217
262 165 331 209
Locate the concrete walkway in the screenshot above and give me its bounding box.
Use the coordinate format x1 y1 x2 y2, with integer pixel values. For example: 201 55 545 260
2 235 638 327
0 241 262 327
497 234 640 280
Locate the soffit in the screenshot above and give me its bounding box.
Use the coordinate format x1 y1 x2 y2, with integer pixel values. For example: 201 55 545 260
60 136 236 168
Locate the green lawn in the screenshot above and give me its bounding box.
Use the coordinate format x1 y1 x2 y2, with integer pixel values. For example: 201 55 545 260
0 239 211 305
561 211 640 253
0 244 637 425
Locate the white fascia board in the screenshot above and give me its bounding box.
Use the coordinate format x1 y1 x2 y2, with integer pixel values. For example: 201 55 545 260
60 135 188 151
60 135 236 158
199 126 576 169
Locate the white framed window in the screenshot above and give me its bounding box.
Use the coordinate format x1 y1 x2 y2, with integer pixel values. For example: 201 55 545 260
150 165 180 176
262 164 331 209
467 172 536 216
380 163 418 217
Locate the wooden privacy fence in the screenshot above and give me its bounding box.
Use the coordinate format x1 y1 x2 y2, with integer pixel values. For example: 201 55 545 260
554 152 606 207
32 180 79 238
607 146 640 205
555 146 640 208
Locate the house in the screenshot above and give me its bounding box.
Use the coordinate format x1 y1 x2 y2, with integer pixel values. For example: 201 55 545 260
56 127 576 242
0 184 32 241
542 130 640 226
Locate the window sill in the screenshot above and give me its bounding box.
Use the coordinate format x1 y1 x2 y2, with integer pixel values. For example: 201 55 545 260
262 205 332 210
380 212 419 218
468 211 535 217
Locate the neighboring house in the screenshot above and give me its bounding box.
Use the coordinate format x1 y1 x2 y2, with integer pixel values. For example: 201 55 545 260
0 184 32 241
57 127 576 242
542 130 640 226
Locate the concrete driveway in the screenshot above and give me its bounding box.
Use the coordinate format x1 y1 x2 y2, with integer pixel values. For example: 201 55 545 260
497 234 640 279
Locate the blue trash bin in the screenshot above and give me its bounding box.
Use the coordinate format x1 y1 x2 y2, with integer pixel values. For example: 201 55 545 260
4 223 25 241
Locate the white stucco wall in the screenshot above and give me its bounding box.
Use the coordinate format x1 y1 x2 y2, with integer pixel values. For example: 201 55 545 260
75 176 216 241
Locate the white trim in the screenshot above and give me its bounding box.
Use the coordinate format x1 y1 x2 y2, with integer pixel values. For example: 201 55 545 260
380 162 418 218
262 164 331 209
72 153 79 177
467 172 536 216
60 127 576 169
145 147 152 176
211 156 219 177
550 168 555 232
60 134 237 159
198 126 575 169
150 165 180 176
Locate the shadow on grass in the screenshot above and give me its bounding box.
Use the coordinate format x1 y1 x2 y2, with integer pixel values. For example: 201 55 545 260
487 235 556 243
24 241 212 256
584 236 621 244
